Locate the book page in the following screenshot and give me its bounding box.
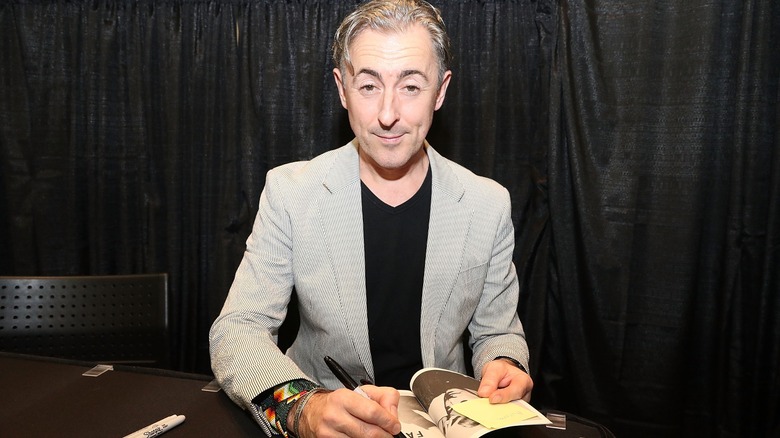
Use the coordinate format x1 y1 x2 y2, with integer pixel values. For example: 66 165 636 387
411 368 481 409
397 390 444 438
409 368 551 438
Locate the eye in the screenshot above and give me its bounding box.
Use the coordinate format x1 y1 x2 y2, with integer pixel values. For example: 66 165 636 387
399 83 422 96
358 82 382 96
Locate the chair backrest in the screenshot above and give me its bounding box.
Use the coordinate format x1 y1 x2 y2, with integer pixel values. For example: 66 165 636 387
0 273 169 368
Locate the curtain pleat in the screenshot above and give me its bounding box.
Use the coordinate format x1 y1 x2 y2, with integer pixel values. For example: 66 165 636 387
547 1 779 436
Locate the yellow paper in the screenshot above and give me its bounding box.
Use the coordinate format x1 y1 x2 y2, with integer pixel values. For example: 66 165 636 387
451 398 537 429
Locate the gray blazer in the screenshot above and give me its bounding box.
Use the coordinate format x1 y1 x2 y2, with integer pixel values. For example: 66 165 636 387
209 141 528 420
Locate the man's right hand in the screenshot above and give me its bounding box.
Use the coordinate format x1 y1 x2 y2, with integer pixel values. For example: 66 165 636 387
292 386 402 438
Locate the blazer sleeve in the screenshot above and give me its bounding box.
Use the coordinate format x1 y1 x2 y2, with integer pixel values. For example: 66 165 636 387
468 187 530 378
209 166 313 418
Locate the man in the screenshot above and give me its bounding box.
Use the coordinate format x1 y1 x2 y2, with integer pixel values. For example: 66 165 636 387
209 1 533 437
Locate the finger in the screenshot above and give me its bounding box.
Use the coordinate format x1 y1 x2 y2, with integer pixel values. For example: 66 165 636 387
488 386 516 404
361 385 401 417
343 387 402 436
489 372 533 404
309 390 395 438
478 361 533 403
477 363 503 397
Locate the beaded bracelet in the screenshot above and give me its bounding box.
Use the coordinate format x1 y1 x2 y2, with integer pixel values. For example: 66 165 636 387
289 388 325 438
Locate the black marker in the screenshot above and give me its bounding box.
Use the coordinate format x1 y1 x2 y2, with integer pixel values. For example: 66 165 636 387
324 355 361 391
323 356 405 438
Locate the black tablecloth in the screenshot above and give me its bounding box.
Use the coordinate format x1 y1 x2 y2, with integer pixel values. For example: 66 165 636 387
0 352 258 437
0 352 613 438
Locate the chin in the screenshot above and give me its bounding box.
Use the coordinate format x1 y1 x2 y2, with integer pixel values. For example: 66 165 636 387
373 159 407 170
364 149 409 167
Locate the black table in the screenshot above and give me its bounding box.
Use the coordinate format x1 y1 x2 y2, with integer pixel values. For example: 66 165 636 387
0 352 258 437
0 352 611 438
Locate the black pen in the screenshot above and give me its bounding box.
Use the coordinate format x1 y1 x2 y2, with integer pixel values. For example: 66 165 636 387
324 355 361 391
323 356 405 438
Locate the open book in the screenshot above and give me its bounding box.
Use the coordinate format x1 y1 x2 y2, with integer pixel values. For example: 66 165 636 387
398 368 551 438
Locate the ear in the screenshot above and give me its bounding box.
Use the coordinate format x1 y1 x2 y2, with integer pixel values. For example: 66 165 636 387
333 67 348 109
434 70 452 111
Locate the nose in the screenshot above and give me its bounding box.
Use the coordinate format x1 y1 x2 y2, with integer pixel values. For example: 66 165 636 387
377 88 400 128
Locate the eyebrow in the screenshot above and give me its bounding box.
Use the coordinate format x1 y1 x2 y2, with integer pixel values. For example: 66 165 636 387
355 68 429 82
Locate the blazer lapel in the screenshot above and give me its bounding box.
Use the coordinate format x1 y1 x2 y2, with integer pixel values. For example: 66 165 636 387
420 146 472 365
318 142 374 374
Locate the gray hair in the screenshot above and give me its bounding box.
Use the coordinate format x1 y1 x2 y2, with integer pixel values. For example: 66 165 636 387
332 0 452 83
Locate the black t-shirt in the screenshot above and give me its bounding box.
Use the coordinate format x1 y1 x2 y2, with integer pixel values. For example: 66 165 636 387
362 167 432 389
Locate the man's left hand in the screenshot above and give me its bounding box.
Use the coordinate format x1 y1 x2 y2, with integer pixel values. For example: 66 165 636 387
477 358 533 403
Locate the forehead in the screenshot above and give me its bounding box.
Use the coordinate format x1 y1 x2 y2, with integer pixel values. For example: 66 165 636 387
348 24 437 75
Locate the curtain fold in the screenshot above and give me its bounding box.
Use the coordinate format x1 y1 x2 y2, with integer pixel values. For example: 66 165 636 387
546 1 779 436
0 1 777 437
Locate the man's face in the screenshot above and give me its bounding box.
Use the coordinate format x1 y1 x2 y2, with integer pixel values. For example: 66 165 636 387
333 24 451 173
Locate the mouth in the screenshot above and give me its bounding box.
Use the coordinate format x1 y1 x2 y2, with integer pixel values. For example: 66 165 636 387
375 133 404 144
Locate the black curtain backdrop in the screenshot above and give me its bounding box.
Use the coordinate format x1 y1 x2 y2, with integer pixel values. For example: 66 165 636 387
0 1 777 437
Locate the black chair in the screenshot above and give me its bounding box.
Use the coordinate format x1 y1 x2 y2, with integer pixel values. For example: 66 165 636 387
0 273 169 368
